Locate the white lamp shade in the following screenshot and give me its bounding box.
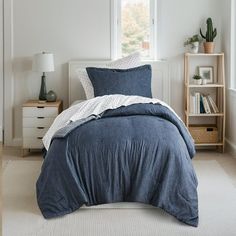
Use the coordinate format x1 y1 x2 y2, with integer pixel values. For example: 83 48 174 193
32 52 54 72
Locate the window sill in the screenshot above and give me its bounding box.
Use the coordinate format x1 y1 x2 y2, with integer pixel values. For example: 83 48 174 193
228 88 236 95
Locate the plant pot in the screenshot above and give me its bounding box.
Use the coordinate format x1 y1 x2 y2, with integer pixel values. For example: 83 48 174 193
194 79 202 85
202 79 207 85
204 42 214 54
189 42 199 54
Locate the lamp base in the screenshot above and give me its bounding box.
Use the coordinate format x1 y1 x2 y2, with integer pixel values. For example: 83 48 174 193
39 73 47 101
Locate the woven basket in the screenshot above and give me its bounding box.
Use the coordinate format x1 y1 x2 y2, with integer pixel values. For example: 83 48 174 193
189 125 218 143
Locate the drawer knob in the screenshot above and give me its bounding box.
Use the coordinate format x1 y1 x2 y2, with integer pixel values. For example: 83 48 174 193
37 127 45 129
37 137 43 139
37 117 45 119
207 128 214 132
37 106 45 108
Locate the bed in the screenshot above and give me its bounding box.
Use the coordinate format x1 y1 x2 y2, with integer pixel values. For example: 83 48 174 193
36 56 198 227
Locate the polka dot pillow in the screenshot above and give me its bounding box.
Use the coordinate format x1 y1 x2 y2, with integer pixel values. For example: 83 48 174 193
76 52 141 99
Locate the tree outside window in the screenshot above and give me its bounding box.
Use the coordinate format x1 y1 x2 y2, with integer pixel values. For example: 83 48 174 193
121 0 151 58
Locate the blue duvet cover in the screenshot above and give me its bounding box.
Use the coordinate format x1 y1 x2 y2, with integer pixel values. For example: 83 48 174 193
36 103 198 227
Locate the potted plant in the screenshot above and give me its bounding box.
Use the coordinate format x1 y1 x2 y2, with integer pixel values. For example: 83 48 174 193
200 18 217 54
193 74 202 85
184 34 201 53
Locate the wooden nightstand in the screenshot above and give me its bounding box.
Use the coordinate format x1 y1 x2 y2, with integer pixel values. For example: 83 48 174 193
22 100 63 156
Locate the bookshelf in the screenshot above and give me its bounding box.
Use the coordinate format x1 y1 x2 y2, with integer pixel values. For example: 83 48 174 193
184 53 226 152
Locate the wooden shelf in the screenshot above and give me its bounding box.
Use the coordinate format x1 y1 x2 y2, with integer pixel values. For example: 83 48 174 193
185 53 224 57
195 142 224 146
184 52 225 152
185 111 224 117
186 84 224 88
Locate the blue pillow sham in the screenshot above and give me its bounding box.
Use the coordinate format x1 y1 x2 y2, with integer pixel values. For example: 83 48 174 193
86 65 152 98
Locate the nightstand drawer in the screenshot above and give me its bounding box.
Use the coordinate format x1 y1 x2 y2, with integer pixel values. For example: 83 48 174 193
22 100 62 154
23 117 55 127
23 127 48 138
23 137 44 149
23 107 58 117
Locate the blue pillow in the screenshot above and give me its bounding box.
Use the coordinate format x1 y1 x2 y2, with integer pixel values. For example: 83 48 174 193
86 65 152 98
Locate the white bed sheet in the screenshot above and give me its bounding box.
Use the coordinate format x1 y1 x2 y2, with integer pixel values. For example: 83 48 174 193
43 95 181 150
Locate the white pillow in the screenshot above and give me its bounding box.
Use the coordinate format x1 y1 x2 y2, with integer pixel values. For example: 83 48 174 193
76 52 141 99
75 68 95 100
106 52 141 69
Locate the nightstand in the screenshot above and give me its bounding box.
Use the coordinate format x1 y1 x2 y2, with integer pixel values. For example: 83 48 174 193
22 100 63 156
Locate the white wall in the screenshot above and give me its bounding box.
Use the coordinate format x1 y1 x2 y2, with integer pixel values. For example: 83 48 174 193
226 90 236 152
0 0 3 142
5 0 111 145
221 0 236 153
4 0 224 146
158 0 222 59
158 0 222 118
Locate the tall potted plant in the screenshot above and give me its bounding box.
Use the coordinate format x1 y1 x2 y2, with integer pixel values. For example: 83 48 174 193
200 18 217 54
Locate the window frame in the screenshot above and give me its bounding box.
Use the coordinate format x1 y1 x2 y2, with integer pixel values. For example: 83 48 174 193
231 0 236 89
111 0 158 60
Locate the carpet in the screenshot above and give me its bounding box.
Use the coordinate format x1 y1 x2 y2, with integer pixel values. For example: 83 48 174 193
2 160 236 236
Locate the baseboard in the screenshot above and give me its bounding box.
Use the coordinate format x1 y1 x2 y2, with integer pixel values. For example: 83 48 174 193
225 138 236 156
4 137 22 147
12 138 22 147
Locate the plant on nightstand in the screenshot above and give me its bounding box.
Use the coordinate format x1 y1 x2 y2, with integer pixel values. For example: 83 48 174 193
184 34 201 54
200 18 217 54
192 74 202 85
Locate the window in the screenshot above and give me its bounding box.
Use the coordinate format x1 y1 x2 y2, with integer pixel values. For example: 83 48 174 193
112 0 157 60
230 0 236 89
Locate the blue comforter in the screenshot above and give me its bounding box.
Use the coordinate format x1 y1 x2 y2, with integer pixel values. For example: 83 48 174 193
36 103 198 226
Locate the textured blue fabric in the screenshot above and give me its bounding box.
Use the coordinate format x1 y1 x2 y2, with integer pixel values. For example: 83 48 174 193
86 65 152 98
36 104 198 227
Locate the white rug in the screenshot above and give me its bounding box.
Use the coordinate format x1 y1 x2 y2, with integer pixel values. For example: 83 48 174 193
2 160 236 236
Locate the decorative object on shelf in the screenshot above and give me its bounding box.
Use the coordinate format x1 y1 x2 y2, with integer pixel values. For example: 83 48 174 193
192 74 202 85
199 66 213 84
184 34 201 53
189 125 218 144
202 78 207 85
200 18 217 54
46 90 57 102
32 52 55 102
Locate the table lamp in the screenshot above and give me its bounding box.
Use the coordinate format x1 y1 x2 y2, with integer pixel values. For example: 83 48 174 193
32 52 54 101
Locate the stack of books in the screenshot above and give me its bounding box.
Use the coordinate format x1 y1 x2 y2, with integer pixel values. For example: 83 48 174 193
189 93 220 114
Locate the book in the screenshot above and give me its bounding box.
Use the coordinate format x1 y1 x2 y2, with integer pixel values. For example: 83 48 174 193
189 93 217 114
200 95 206 113
190 94 196 113
207 95 219 113
195 92 200 114
202 96 211 114
206 96 214 113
